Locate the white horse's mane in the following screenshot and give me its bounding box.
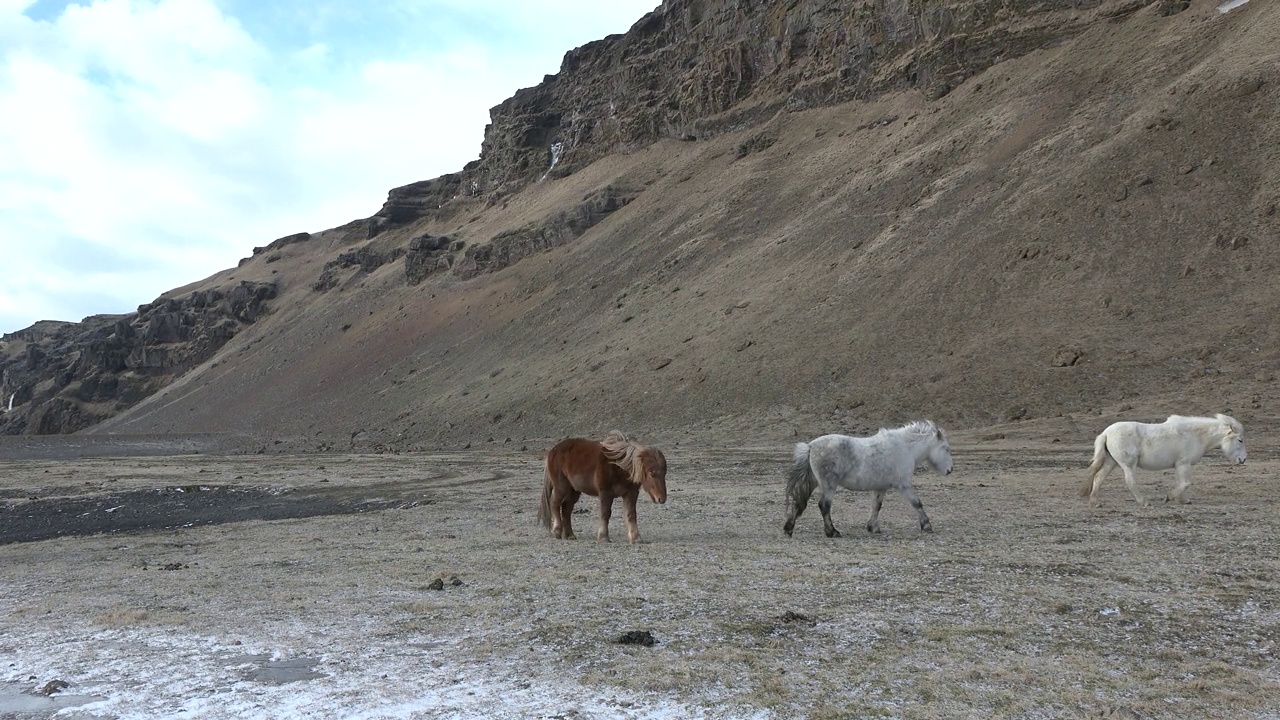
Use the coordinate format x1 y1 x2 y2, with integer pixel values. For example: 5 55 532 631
1165 414 1244 436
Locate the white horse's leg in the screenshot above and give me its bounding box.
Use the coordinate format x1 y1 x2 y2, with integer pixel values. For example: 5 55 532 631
1167 461 1193 504
1087 457 1117 505
899 484 933 533
866 489 886 534
818 485 842 538
1120 463 1147 506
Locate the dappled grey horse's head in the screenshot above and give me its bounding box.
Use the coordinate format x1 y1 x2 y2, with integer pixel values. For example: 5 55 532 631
909 420 952 475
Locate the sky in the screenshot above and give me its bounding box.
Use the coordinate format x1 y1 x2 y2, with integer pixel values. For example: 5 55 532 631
0 0 660 335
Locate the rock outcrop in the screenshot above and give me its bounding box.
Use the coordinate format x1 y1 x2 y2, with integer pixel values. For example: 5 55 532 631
454 184 641 278
0 281 277 435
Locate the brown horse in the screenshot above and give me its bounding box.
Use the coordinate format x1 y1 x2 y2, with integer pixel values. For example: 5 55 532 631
538 431 668 544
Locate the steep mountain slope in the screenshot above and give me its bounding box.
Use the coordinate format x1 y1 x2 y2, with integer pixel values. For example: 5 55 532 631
5 0 1278 450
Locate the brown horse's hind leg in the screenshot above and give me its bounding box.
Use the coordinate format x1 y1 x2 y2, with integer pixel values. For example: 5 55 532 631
558 490 581 539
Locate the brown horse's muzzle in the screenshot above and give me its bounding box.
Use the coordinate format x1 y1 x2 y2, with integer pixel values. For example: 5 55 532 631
647 485 667 504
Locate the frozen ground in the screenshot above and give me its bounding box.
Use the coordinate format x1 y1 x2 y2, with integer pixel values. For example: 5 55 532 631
2 436 1279 719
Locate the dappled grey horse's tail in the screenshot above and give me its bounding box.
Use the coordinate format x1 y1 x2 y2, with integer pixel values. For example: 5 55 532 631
783 442 818 536
787 443 818 503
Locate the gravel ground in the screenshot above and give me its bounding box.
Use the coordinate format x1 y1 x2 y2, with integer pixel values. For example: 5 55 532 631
1 437 1278 719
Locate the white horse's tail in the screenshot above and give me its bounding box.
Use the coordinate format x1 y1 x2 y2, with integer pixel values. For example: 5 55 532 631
1082 432 1111 497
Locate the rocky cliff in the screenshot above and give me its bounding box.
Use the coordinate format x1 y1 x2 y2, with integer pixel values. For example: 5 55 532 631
373 0 1176 227
0 281 276 434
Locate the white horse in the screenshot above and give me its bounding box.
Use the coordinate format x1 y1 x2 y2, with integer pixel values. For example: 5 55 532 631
784 420 953 537
1082 414 1246 506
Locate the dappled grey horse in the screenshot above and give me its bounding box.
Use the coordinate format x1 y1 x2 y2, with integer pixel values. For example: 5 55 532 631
783 420 953 537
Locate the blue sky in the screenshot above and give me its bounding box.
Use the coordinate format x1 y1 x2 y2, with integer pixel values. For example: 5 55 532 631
0 0 658 334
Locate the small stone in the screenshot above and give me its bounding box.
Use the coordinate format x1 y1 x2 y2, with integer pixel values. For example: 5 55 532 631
1052 346 1083 367
39 680 70 696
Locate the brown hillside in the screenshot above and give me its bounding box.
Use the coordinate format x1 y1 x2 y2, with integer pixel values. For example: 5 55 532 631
8 0 1279 450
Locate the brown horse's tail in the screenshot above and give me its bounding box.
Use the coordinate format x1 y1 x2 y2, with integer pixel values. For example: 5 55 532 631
1081 432 1110 497
537 454 554 529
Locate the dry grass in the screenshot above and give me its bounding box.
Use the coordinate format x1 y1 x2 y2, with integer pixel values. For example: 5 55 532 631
2 441 1279 718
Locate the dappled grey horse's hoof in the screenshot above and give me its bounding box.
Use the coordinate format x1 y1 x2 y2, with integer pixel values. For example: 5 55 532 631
921 522 934 533
866 523 881 534
824 528 842 538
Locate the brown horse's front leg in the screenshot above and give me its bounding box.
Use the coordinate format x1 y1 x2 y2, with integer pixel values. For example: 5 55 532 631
558 490 580 540
597 493 614 542
623 489 640 544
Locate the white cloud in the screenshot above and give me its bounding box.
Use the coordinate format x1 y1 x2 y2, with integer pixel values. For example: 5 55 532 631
0 0 659 333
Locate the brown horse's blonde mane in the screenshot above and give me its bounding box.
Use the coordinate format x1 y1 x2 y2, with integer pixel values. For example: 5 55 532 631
600 430 646 485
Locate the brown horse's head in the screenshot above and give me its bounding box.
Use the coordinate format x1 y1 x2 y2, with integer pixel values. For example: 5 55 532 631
638 446 668 504
601 431 668 504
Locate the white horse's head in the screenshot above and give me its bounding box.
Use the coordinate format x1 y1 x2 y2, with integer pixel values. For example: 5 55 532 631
926 424 953 475
1216 414 1246 464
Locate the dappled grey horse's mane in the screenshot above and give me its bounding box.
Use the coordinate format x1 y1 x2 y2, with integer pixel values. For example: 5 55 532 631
601 430 646 485
878 420 942 441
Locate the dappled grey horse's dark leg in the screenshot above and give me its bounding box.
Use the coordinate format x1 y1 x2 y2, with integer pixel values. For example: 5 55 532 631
819 487 842 538
866 489 886 534
900 485 933 533
784 487 810 537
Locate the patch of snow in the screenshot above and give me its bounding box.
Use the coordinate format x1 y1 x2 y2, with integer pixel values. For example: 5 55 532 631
1217 0 1250 12
0 620 752 720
